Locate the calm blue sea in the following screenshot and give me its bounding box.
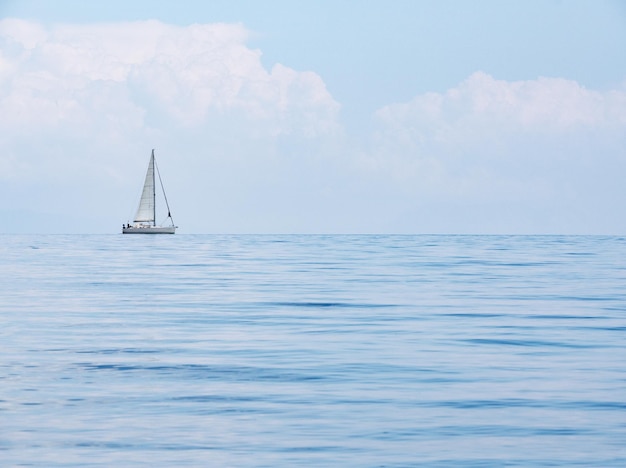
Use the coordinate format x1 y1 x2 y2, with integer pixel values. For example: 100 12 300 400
1 234 625 467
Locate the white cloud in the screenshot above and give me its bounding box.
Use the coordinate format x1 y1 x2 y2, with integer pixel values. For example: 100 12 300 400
354 73 626 232
1 18 341 125
0 19 340 180
0 18 344 233
369 72 626 185
1 17 624 234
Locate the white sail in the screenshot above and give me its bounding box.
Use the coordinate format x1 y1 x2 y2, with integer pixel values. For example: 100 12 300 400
133 152 155 224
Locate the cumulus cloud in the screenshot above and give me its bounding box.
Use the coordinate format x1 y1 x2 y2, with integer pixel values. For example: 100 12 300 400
369 72 626 186
0 19 340 179
357 73 626 232
1 17 624 233
379 72 625 136
0 18 344 233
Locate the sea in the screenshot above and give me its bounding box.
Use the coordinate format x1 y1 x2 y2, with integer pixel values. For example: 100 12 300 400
1 234 625 467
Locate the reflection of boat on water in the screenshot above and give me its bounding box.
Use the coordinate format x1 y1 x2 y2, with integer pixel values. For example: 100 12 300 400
123 149 177 234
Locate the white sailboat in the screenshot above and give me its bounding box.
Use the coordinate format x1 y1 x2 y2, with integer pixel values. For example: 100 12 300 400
123 150 177 234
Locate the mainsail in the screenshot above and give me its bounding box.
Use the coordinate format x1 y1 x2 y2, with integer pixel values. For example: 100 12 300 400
134 152 156 224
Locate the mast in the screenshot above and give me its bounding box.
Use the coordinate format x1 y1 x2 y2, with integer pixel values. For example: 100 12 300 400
151 149 156 226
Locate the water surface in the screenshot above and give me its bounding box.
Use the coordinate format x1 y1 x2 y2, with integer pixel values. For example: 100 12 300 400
1 235 625 466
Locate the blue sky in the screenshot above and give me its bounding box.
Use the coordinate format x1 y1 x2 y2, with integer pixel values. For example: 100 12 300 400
1 0 625 233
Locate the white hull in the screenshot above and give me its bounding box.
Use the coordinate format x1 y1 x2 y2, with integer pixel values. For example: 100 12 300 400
123 226 176 234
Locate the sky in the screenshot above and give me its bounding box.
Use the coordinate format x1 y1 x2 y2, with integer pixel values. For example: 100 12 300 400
1 0 625 234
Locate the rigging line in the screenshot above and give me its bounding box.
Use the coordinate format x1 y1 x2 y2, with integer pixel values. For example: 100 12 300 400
154 156 175 225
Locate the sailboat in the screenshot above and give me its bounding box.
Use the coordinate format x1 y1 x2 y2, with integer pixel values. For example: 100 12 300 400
123 149 177 234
